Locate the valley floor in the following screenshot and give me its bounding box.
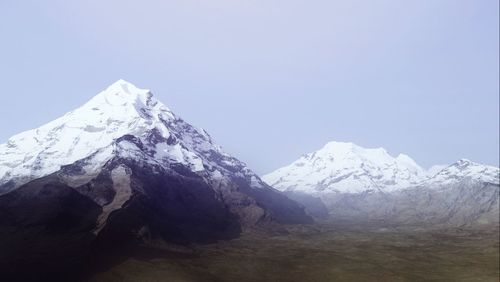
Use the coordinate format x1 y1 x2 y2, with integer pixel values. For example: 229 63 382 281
89 221 499 282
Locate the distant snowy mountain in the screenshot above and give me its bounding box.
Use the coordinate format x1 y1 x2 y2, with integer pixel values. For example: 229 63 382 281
423 159 499 187
263 142 499 194
0 80 311 277
262 141 428 194
263 141 499 224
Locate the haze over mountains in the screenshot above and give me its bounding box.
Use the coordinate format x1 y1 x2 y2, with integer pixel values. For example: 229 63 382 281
0 80 497 281
263 142 499 225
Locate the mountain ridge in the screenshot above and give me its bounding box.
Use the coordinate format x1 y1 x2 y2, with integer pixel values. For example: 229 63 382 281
262 141 499 224
263 141 499 195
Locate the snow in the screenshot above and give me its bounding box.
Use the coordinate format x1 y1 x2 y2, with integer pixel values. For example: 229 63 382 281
250 175 264 188
427 164 448 177
155 142 205 172
422 159 499 187
0 79 267 193
10 79 491 199
262 141 427 194
0 79 173 188
262 141 499 194
396 154 422 172
60 145 115 188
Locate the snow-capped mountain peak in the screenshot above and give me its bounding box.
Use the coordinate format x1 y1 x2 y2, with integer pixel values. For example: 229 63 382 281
262 141 427 194
263 141 499 195
423 159 499 186
0 80 264 194
0 80 173 188
396 153 421 170
0 80 312 261
78 78 174 122
101 78 151 99
455 158 473 167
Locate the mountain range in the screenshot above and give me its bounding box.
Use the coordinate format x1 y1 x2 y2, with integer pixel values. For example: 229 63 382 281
0 80 498 280
263 142 499 225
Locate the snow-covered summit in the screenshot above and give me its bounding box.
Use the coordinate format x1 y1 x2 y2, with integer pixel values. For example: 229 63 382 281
263 141 499 195
422 159 499 187
0 80 167 186
0 80 261 193
0 80 313 255
262 141 427 194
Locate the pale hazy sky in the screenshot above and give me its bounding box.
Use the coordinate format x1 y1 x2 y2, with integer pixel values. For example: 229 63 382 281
0 0 498 174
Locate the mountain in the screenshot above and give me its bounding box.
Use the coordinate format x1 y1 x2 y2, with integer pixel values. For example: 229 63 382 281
0 80 311 280
263 141 428 194
262 142 499 225
424 159 499 187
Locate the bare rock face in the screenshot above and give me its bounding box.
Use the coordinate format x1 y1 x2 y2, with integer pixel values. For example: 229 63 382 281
323 181 499 227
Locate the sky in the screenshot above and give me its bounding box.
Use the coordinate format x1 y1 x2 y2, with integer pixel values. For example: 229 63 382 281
0 0 498 174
